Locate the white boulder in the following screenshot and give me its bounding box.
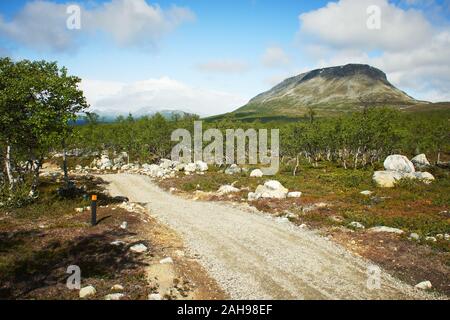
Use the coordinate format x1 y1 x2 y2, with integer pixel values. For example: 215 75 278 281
79 286 96 298
413 172 435 184
160 257 174 264
252 180 289 200
148 293 162 300
414 281 432 290
348 221 365 229
383 155 415 173
373 171 404 188
411 154 430 168
159 159 173 169
250 169 263 177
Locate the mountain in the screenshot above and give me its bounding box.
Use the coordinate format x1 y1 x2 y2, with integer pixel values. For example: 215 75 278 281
213 64 436 121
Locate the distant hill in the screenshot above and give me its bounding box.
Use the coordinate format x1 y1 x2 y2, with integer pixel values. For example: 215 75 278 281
208 64 449 122
78 109 195 123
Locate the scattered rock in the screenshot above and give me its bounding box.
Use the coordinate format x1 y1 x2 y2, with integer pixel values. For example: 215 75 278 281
383 155 415 173
287 191 302 198
348 221 365 229
111 284 124 291
360 190 373 196
160 257 174 264
79 285 96 298
372 171 404 188
409 233 420 241
413 171 435 184
195 161 208 172
368 226 404 234
148 293 162 300
411 154 430 168
130 244 148 253
120 221 128 230
249 169 263 177
105 293 124 300
225 164 241 175
110 240 126 246
425 236 437 242
75 207 84 213
217 185 240 195
184 163 197 173
414 281 432 290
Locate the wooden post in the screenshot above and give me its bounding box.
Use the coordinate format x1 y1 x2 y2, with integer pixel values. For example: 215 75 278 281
91 195 97 226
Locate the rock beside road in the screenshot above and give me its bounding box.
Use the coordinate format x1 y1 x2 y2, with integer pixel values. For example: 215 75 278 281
415 281 432 290
368 226 404 234
383 155 415 173
411 154 430 168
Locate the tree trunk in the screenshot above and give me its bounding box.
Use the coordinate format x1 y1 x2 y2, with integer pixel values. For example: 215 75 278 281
30 158 41 197
62 140 70 187
5 144 14 190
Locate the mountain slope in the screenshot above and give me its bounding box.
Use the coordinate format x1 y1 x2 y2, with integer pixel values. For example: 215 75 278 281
228 64 421 120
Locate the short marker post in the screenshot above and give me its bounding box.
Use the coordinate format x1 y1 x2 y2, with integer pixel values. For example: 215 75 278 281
91 194 97 226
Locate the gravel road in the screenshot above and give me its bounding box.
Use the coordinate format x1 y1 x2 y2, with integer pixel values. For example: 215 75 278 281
102 173 434 300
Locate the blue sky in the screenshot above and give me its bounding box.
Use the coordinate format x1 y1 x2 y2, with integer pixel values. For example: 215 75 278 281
1 0 449 115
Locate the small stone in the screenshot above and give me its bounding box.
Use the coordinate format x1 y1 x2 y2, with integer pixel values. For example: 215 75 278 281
111 284 124 291
160 257 174 264
249 169 263 177
409 233 420 241
414 281 432 290
368 226 404 234
445 234 450 241
425 236 437 242
360 190 373 196
130 244 148 253
348 221 365 229
148 293 162 300
120 221 128 229
75 208 84 213
110 240 126 246
79 285 96 298
105 293 124 300
287 191 302 198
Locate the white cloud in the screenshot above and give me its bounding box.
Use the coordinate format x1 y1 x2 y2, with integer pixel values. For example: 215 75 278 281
196 59 250 74
299 0 434 52
262 46 291 68
0 0 195 52
297 0 450 102
81 77 247 116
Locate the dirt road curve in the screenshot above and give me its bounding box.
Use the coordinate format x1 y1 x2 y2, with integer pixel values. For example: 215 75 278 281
102 174 434 300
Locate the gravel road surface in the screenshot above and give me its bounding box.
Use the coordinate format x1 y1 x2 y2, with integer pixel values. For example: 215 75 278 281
102 173 434 300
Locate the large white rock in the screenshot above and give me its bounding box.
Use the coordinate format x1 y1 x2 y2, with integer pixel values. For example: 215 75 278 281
195 161 208 172
79 286 96 298
411 154 430 167
250 169 263 177
413 172 435 184
383 155 415 173
217 185 240 195
373 171 404 188
251 180 289 199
